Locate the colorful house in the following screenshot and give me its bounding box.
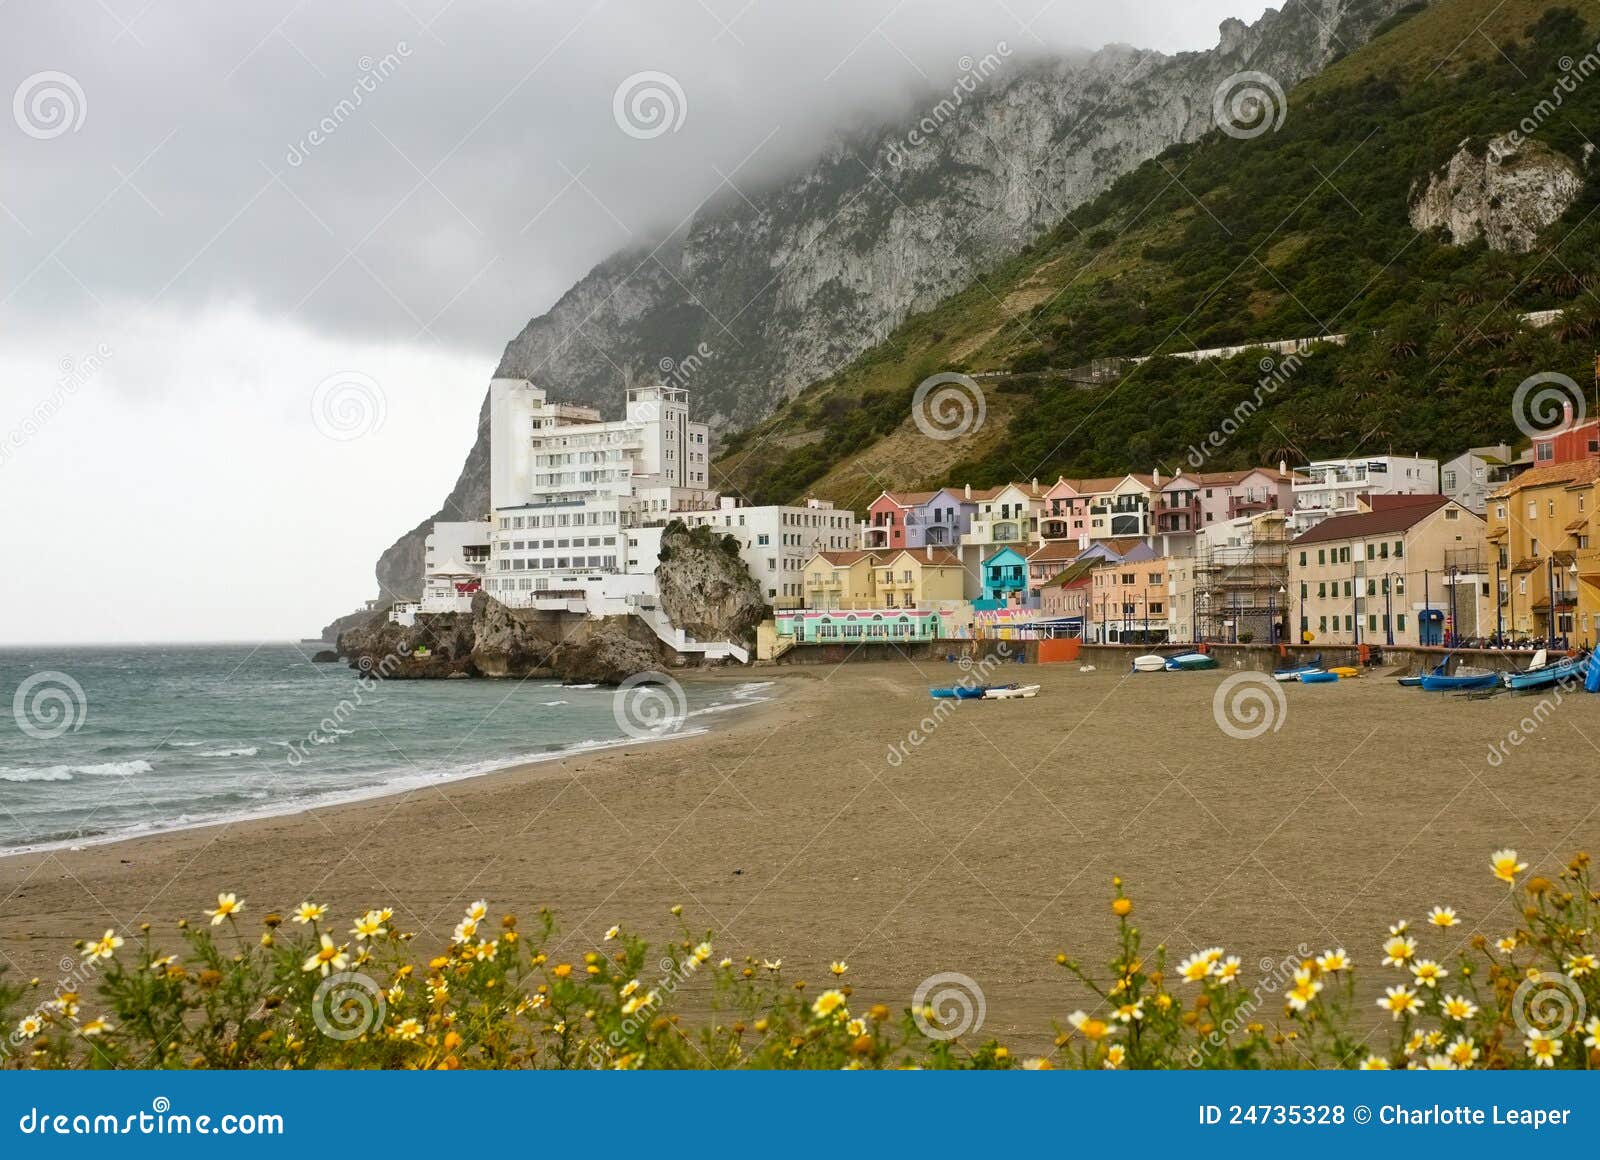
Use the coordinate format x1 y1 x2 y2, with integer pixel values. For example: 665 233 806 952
1531 403 1600 466
979 546 1030 608
1487 460 1600 645
874 547 967 609
1090 556 1172 644
775 608 943 644
961 482 1046 552
1155 467 1297 535
802 550 880 610
1290 494 1487 647
1038 557 1099 632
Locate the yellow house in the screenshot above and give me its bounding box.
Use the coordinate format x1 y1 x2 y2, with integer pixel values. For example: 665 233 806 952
1487 460 1600 646
802 550 880 610
873 548 967 609
1288 495 1487 647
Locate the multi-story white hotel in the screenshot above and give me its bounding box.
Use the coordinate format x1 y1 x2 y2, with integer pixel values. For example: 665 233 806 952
485 378 711 603
1290 455 1439 533
671 497 856 608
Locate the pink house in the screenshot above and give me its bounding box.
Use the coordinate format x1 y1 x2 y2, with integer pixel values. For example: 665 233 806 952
1155 466 1297 535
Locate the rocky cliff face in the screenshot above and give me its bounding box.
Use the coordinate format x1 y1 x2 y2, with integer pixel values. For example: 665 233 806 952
1409 133 1585 252
373 0 1413 601
655 522 766 646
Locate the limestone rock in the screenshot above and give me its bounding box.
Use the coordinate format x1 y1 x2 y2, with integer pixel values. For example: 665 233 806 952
1409 135 1583 253
655 521 766 645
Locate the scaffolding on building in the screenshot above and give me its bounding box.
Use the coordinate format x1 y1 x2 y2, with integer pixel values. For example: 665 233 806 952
1191 512 1291 643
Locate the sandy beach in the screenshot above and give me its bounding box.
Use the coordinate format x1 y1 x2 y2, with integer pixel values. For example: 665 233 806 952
4 658 1598 1051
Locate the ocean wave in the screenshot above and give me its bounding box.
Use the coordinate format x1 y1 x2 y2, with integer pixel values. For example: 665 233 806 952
195 747 259 758
563 682 599 689
0 759 152 783
540 700 569 706
168 740 205 747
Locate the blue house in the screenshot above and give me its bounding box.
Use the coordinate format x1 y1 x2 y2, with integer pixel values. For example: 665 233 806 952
978 546 1029 609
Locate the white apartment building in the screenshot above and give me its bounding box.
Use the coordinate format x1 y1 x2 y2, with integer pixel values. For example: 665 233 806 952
672 496 856 609
1290 455 1438 533
485 378 711 604
420 520 492 611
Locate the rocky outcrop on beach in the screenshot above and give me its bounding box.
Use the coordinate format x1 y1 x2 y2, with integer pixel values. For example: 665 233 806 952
367 0 1413 602
655 522 766 647
334 594 679 683
1409 134 1584 253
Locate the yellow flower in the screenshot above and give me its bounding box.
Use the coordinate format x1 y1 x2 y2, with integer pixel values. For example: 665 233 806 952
1381 935 1415 967
1102 1044 1126 1069
206 892 243 925
1315 948 1350 973
552 963 572 979
829 961 848 976
1215 956 1242 984
604 925 620 941
1067 1010 1116 1041
291 902 326 925
1524 1032 1562 1067
1113 999 1144 1023
1427 905 1458 928
1202 946 1224 965
812 989 848 1020
691 942 712 964
472 940 498 961
452 918 478 944
1445 1036 1479 1068
620 979 640 997
1496 935 1519 954
1176 952 1214 983
301 934 349 976
1377 984 1419 1020
1358 1055 1390 1070
1022 1056 1054 1070
465 900 488 922
846 1018 866 1037
1564 953 1596 978
16 1015 43 1039
82 929 123 961
1441 994 1478 1020
350 910 388 941
78 1017 112 1037
394 1018 423 1041
1491 848 1527 885
1409 959 1447 988
1285 968 1322 1011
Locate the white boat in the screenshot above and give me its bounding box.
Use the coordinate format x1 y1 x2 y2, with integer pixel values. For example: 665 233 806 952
1132 655 1167 672
984 684 1040 699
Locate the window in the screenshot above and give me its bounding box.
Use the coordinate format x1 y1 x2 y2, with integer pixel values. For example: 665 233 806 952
1150 603 1164 615
1318 549 1326 565
1537 443 1554 462
1319 615 1327 633
1298 551 1306 567
1445 508 1458 521
1395 541 1404 558
1367 543 1375 560
1368 615 1377 631
1300 582 1307 599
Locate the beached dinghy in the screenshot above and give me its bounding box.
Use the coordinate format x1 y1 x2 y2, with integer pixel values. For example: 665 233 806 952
1132 655 1168 672
1299 670 1340 683
1273 654 1323 682
1504 652 1589 691
1164 653 1218 671
929 685 990 699
1326 666 1360 678
1398 659 1448 687
1420 665 1500 691
983 683 1040 699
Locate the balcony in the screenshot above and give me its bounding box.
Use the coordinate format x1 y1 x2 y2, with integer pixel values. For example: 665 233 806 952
862 527 892 548
1041 518 1073 540
1228 494 1278 518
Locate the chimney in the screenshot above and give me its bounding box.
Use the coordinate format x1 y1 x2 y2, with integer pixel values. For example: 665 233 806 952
1031 477 1038 491
964 483 972 500
1152 467 1161 487
1279 458 1287 475
925 545 933 561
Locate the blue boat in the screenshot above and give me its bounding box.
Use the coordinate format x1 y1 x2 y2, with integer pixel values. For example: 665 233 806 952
1273 653 1323 682
1504 654 1589 692
1420 671 1500 692
1299 670 1340 684
1164 653 1218 671
1398 658 1450 688
930 685 990 699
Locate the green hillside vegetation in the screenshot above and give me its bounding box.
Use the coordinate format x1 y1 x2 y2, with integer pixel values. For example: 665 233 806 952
715 0 1600 505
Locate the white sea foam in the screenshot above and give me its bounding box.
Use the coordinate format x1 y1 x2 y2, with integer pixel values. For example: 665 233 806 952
195 747 259 757
0 759 151 783
540 700 569 706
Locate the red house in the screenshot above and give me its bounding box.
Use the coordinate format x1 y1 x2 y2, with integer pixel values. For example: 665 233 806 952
1531 403 1600 466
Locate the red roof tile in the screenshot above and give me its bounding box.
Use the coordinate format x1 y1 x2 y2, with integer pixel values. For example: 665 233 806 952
1290 496 1467 545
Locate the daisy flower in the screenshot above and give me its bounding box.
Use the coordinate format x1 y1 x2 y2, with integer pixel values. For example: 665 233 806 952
206 892 243 925
301 934 349 976
1564 953 1596 978
1440 994 1478 1020
1358 1055 1390 1070
1491 848 1527 885
1409 959 1447 988
1496 935 1519 954
1381 935 1416 967
812 990 848 1019
291 902 325 925
1315 948 1350 973
350 910 388 941
82 929 123 961
1067 1011 1116 1041
829 961 848 976
1102 1044 1126 1069
1215 956 1242 984
1285 969 1321 1011
1113 999 1145 1023
1427 906 1458 928
1445 1036 1479 1068
1377 984 1419 1020
1524 1032 1562 1067
1176 951 1215 983
604 925 620 941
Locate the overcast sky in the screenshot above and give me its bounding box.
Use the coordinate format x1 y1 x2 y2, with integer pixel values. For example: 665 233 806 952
0 0 1270 644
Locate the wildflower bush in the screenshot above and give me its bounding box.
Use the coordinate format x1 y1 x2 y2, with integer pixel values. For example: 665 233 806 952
4 848 1598 1069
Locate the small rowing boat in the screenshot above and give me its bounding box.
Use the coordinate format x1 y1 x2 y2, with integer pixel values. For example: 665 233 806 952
929 685 989 699
1132 655 1168 672
1164 652 1218 671
984 683 1040 699
1326 666 1360 678
1273 653 1323 682
1504 652 1589 691
1299 670 1340 683
1420 668 1499 691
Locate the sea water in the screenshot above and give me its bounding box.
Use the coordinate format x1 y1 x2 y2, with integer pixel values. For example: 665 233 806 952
0 644 769 853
